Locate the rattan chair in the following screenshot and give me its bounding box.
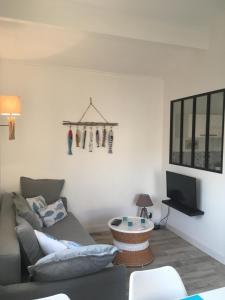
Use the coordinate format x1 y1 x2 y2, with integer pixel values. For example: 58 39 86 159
129 266 187 300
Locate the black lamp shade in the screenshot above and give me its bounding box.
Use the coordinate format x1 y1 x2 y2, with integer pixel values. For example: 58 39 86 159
136 194 153 207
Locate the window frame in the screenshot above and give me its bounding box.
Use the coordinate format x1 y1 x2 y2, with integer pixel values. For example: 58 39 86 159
169 88 225 174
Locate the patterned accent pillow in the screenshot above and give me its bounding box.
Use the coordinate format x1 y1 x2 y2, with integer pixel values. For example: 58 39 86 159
26 195 47 228
38 199 67 228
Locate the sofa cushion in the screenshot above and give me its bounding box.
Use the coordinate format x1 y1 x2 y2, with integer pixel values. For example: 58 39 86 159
38 199 67 228
43 212 95 245
20 177 65 204
0 265 127 300
13 193 42 230
28 246 118 282
15 216 44 266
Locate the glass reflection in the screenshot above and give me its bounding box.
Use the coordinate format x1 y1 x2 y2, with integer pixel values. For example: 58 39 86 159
172 102 181 164
182 98 193 166
194 96 207 168
208 92 224 171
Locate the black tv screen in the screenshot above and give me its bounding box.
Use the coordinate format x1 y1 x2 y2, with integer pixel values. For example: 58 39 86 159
166 171 197 210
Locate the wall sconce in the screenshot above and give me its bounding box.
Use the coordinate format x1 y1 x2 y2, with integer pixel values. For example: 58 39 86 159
0 96 21 140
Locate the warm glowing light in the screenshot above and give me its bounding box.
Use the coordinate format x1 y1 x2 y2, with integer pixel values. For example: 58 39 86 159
0 95 21 140
0 96 21 116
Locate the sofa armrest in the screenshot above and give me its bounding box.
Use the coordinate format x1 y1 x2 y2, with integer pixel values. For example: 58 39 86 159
0 193 21 285
1 265 127 300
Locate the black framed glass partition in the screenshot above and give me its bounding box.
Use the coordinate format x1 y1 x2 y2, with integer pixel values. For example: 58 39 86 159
170 89 225 173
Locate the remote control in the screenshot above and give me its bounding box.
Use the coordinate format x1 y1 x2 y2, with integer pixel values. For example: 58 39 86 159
111 219 122 226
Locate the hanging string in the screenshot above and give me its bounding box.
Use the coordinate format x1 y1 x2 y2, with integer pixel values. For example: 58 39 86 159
91 100 109 123
78 97 109 123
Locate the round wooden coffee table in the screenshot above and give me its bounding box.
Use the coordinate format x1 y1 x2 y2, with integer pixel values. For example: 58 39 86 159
108 216 154 267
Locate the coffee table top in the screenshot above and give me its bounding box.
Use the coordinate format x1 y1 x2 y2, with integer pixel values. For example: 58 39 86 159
108 216 154 234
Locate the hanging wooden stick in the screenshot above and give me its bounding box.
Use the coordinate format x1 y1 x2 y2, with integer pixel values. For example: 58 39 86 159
76 128 81 147
108 128 113 154
89 127 93 152
96 128 100 147
67 127 73 155
82 127 87 149
102 127 107 147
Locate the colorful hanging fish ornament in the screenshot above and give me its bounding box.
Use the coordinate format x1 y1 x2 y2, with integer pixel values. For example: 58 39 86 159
89 127 94 152
96 128 100 147
108 127 113 154
76 127 81 147
82 126 87 149
67 126 73 155
102 127 107 147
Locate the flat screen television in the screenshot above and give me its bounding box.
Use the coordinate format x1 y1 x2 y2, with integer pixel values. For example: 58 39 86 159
166 171 197 210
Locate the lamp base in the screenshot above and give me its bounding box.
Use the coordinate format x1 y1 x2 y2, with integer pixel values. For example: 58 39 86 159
140 207 149 219
8 116 15 140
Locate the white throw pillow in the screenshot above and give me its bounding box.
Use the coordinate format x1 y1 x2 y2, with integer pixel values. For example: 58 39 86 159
34 230 67 255
34 230 81 255
26 195 47 227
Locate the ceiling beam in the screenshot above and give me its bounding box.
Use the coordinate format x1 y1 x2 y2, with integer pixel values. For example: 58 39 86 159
0 0 209 49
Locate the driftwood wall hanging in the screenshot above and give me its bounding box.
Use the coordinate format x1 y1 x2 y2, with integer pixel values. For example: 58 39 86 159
63 98 119 155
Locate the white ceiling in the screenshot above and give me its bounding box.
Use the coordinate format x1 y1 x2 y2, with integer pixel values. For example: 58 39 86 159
73 0 225 28
0 0 224 77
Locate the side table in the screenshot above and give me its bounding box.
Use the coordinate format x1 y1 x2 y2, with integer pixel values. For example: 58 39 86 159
108 216 154 267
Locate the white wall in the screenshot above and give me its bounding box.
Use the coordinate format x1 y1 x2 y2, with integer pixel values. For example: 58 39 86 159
162 12 225 263
0 61 163 231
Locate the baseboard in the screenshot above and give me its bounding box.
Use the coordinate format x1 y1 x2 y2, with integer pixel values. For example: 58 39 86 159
167 224 225 265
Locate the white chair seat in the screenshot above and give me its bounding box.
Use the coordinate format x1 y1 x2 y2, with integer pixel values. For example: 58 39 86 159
129 266 187 300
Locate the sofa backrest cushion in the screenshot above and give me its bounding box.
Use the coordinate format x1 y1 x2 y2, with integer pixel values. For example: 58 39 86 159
13 193 42 230
20 177 65 204
0 193 21 285
16 216 44 266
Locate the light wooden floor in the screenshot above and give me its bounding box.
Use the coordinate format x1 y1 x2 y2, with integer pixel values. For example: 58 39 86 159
91 228 225 296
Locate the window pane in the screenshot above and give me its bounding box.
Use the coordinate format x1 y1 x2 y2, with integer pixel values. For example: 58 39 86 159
182 98 193 166
208 92 224 172
171 101 181 164
194 95 207 168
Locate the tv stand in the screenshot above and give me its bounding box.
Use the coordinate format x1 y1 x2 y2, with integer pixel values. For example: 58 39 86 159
162 200 204 216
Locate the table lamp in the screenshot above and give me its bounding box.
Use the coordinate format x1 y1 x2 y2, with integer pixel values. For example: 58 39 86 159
0 96 21 140
136 194 153 219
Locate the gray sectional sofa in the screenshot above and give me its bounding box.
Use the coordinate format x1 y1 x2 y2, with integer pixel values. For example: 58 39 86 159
0 192 127 300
